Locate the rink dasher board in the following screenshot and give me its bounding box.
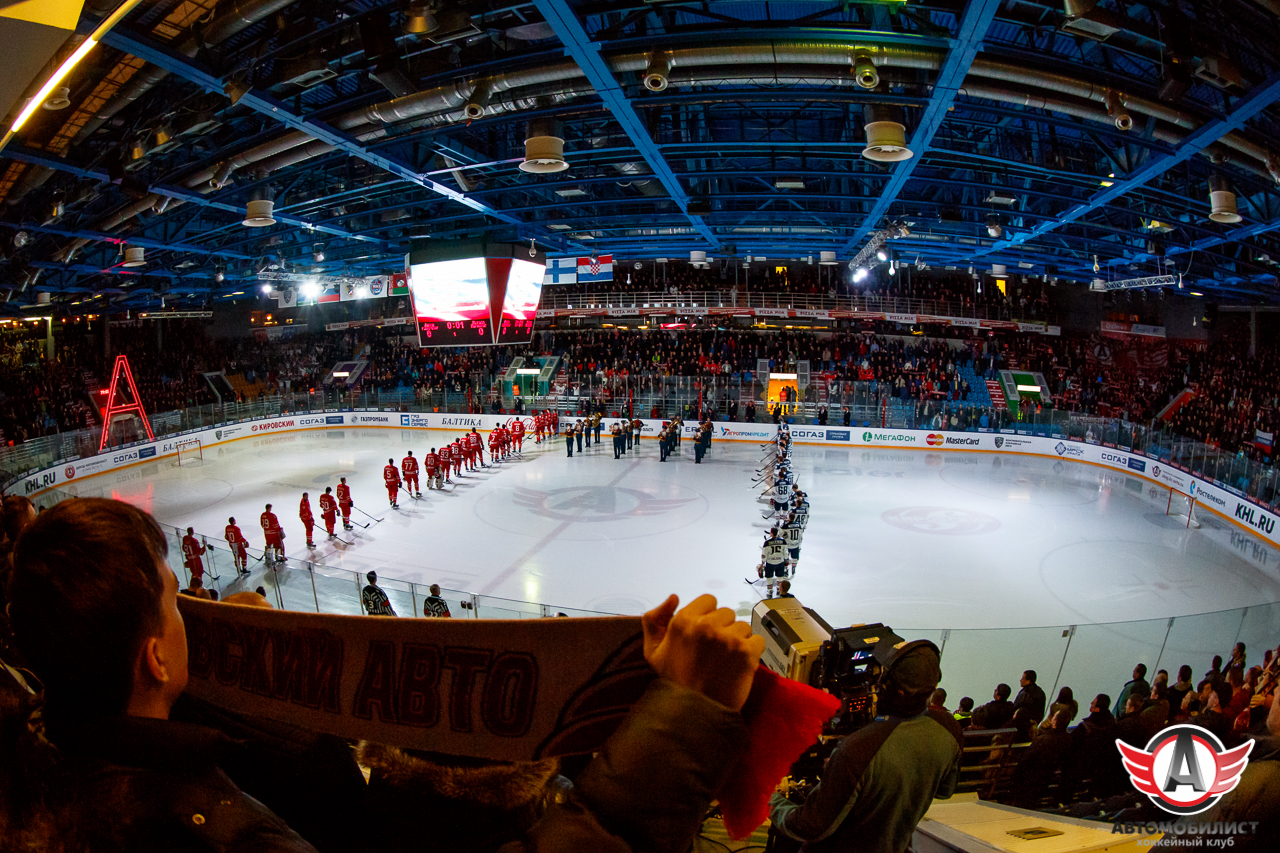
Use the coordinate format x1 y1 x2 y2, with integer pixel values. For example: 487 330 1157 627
9 414 1278 551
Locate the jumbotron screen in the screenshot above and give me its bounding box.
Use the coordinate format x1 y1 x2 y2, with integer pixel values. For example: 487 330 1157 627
409 257 544 347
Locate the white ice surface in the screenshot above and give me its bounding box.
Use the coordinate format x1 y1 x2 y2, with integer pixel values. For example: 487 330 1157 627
59 428 1280 632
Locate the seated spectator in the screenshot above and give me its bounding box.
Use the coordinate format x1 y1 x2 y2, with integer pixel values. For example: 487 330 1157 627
1116 693 1149 746
927 688 964 748
1200 655 1225 692
1 498 766 853
1227 642 1248 677
1012 670 1046 723
180 575 211 600
1068 694 1120 796
1191 686 1232 742
953 696 974 725
1142 682 1171 730
1169 664 1196 711
980 683 1014 729
1114 663 1150 717
1009 709 1071 808
1042 686 1078 730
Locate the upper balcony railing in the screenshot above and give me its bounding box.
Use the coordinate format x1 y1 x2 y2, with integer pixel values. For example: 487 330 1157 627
535 288 1051 324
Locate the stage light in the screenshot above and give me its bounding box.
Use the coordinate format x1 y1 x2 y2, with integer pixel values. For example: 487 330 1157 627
852 267 869 282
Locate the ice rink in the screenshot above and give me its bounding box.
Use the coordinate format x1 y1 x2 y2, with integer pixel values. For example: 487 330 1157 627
61 426 1280 630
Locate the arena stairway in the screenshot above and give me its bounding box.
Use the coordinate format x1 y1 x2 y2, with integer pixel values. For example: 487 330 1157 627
958 365 992 407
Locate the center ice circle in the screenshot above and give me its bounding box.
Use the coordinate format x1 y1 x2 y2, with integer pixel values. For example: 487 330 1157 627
880 505 1002 536
475 478 709 540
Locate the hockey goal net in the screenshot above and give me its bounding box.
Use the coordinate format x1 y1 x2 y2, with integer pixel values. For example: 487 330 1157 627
1166 489 1201 529
175 438 203 466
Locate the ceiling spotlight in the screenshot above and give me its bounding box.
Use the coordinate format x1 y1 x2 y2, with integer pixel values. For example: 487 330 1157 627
862 104 913 163
215 270 226 283
852 267 869 282
313 245 325 263
121 246 146 267
985 214 1003 238
876 248 888 262
968 265 976 277
530 239 538 258
403 3 438 35
1104 89 1132 131
888 260 897 276
13 230 31 248
915 256 925 271
261 284 272 294
1093 254 1101 273
1208 174 1242 224
42 86 71 111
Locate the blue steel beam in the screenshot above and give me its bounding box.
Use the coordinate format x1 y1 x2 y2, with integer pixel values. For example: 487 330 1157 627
101 28 573 248
840 0 1004 254
0 221 253 261
3 145 390 247
531 0 719 248
976 68 1280 258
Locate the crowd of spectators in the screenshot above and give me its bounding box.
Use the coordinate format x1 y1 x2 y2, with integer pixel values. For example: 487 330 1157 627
1 305 1278 468
935 641 1280 823
548 264 1051 319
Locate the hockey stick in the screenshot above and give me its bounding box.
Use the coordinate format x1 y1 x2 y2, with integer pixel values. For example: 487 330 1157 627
353 506 383 524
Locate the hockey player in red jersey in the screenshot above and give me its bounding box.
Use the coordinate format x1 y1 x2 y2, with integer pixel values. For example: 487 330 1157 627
533 411 544 443
402 451 420 497
336 477 353 529
469 427 487 468
487 429 501 464
299 492 316 548
384 458 402 508
260 503 284 564
181 526 206 581
225 517 249 574
512 417 525 454
450 438 464 478
424 447 442 488
319 487 338 538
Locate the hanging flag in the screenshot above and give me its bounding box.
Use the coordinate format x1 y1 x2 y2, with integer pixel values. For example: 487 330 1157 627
390 272 410 297
318 283 340 304
543 257 578 285
366 276 389 299
275 287 297 308
576 254 613 283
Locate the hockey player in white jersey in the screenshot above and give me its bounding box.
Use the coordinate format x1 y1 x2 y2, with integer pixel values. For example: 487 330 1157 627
757 527 790 597
780 511 804 573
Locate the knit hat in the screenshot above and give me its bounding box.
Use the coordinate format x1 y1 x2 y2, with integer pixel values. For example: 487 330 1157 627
876 639 942 701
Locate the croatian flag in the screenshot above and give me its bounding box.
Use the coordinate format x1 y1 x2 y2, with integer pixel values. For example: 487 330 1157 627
543 258 577 285
577 254 613 283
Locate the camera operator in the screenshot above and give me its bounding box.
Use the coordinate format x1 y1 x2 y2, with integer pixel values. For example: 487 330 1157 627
768 641 960 853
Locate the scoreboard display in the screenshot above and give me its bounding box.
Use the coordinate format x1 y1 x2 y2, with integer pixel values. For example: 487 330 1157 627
410 254 544 347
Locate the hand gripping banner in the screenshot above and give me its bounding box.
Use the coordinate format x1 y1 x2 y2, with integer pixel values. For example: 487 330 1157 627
179 598 652 759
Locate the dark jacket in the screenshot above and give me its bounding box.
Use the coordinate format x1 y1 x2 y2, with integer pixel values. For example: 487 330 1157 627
1012 683 1046 722
1114 678 1150 717
981 698 1014 730
3 680 748 853
769 714 960 853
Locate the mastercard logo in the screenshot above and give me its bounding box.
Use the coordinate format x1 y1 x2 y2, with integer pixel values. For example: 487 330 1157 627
926 434 945 446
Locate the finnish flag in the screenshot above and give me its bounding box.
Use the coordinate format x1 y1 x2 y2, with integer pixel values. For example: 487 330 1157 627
543 257 577 285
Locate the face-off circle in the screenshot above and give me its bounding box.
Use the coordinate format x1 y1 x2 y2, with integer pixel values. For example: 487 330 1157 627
880 506 1002 536
476 479 709 540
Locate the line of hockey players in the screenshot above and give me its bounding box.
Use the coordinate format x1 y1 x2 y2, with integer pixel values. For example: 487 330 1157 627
753 423 809 598
180 411 561 581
